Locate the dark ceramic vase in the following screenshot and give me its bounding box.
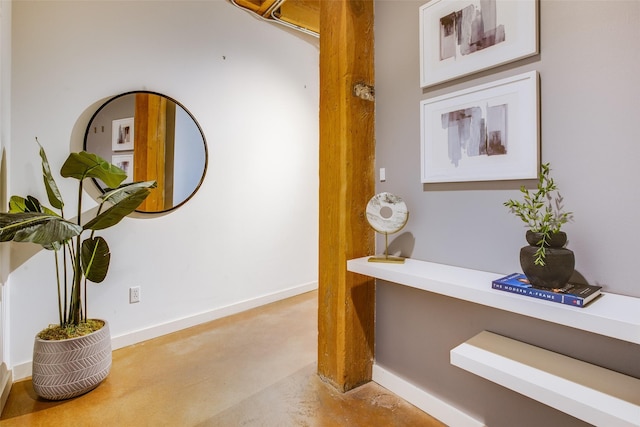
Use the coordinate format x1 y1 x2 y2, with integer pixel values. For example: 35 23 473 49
520 231 575 289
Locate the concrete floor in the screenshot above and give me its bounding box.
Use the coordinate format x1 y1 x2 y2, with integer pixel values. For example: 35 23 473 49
1 291 445 426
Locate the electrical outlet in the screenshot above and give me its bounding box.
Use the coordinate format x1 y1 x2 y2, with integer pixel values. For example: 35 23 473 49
129 286 141 304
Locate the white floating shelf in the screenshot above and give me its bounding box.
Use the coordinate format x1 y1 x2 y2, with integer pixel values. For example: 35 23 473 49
347 257 640 344
451 331 640 427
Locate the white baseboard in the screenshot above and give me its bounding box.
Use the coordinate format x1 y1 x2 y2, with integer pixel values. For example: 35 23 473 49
0 363 12 416
111 282 318 350
13 282 317 381
373 363 485 427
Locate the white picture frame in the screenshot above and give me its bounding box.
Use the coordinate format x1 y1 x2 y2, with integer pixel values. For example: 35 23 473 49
112 154 134 184
112 117 134 151
419 0 538 88
420 70 539 183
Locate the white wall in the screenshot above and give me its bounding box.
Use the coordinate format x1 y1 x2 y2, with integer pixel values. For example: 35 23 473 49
375 0 640 426
8 0 319 377
0 0 12 412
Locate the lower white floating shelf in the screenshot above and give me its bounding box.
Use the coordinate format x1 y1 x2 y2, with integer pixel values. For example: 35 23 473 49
451 331 640 427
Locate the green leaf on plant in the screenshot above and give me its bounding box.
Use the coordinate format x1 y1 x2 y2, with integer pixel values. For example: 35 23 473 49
100 181 157 205
0 212 82 245
61 151 127 188
37 139 65 210
9 195 60 216
84 186 153 231
81 236 110 283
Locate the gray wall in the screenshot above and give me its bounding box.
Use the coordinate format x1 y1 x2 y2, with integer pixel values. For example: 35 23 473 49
374 0 640 425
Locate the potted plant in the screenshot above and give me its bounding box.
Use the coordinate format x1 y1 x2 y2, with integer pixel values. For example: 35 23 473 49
0 139 156 400
504 163 574 288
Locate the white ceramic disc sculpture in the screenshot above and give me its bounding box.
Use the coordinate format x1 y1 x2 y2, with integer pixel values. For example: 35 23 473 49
365 192 409 263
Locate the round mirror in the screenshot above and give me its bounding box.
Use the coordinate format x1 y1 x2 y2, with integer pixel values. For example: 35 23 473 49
84 91 207 213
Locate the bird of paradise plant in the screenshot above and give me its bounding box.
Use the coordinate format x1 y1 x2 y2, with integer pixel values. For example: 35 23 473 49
0 140 156 338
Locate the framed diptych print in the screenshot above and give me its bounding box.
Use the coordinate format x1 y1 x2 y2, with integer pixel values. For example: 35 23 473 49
420 71 539 183
420 0 538 88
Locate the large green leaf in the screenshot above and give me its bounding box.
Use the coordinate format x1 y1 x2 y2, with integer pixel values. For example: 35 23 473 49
9 196 60 216
14 196 65 251
101 181 157 204
84 187 152 231
24 196 41 213
81 236 110 283
9 196 31 213
37 140 64 210
0 212 82 245
61 151 127 188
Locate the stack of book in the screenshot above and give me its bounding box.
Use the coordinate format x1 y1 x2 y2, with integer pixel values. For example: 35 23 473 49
492 273 602 307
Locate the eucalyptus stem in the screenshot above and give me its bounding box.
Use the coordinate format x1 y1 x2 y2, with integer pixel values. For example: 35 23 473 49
504 163 573 265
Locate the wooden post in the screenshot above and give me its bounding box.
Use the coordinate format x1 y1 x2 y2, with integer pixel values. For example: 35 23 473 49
317 0 375 392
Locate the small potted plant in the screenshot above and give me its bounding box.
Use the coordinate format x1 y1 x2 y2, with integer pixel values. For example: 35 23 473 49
504 163 574 288
0 139 156 400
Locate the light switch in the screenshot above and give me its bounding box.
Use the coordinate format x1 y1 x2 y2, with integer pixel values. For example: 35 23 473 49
379 168 386 182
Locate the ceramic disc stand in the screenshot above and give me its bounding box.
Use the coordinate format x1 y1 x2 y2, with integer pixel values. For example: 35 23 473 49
365 192 409 264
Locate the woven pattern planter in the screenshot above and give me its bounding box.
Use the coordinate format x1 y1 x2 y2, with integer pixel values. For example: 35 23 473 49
32 320 112 401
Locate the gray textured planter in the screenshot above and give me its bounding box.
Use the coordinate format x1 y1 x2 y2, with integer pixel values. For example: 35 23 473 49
32 320 112 400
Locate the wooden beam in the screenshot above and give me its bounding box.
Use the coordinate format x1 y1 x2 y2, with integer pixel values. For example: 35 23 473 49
232 0 279 17
317 0 375 392
274 0 320 34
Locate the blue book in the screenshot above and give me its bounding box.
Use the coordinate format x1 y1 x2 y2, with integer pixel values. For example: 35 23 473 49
492 273 602 307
